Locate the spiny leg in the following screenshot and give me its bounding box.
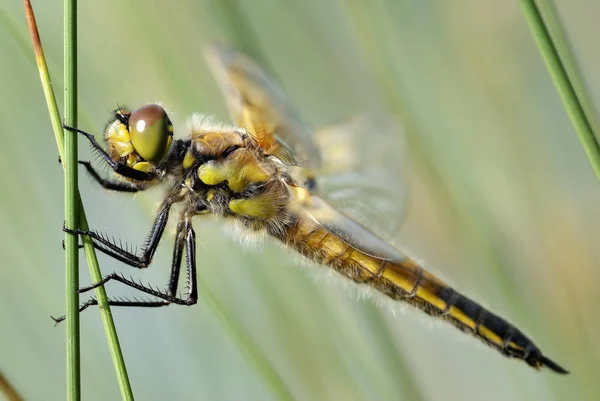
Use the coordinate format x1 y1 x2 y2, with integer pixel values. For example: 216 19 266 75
64 198 173 268
79 161 144 192
80 219 197 306
184 222 198 302
52 218 198 323
52 223 184 323
63 124 156 181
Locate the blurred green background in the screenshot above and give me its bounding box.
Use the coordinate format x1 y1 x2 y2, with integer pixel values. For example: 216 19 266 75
0 0 598 400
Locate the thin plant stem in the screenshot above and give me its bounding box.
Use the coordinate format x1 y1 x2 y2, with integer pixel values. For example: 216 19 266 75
535 0 600 138
63 0 80 399
520 0 600 181
0 371 23 401
23 1 134 399
199 279 295 401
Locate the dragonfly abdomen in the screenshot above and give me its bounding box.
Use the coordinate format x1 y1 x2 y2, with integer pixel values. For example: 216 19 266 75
275 215 567 374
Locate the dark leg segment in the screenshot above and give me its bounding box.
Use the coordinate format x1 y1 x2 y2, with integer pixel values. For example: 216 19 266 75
63 125 156 181
185 226 198 302
53 217 198 323
64 199 173 268
167 220 186 296
79 161 143 192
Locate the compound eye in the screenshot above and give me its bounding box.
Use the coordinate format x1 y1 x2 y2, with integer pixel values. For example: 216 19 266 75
129 104 173 163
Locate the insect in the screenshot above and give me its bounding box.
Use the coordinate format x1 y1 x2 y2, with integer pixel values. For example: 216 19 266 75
61 45 567 374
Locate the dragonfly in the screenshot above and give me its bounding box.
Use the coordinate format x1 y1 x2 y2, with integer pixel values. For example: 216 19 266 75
61 44 567 374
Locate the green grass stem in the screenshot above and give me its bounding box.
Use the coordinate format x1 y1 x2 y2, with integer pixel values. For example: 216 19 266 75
63 1 80 399
23 1 133 399
520 0 600 181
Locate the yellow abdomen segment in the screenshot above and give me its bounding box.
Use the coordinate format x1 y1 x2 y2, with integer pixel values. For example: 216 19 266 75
273 215 566 373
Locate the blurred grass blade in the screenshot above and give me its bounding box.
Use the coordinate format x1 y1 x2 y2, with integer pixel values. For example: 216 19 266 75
200 280 294 401
64 0 80 398
0 370 23 401
520 0 600 181
535 1 600 143
23 1 134 399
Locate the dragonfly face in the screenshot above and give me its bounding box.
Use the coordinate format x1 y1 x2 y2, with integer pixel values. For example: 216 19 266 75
62 45 568 375
105 104 174 172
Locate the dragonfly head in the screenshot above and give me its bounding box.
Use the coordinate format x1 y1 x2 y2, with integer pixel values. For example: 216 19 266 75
104 103 174 172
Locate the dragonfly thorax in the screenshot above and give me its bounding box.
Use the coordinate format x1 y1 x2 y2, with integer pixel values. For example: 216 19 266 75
169 127 292 223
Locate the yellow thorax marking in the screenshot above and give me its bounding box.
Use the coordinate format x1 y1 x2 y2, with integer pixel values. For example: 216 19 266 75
197 157 269 193
229 194 277 219
228 162 269 192
183 150 196 169
197 161 228 186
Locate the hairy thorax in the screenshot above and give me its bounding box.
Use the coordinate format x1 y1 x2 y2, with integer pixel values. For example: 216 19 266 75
169 125 295 235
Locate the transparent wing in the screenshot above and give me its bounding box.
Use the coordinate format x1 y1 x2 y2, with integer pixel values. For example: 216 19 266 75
301 195 404 261
205 45 406 237
315 115 407 240
205 44 322 169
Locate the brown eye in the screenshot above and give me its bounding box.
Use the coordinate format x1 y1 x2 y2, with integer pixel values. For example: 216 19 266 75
129 104 173 163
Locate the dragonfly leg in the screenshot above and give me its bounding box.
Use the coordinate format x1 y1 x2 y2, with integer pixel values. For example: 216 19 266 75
79 161 146 192
64 198 173 268
52 217 198 323
63 124 156 181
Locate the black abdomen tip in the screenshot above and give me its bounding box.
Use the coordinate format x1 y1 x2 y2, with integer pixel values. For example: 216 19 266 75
527 350 569 374
540 356 569 374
